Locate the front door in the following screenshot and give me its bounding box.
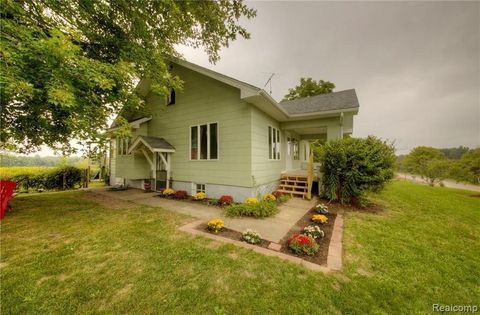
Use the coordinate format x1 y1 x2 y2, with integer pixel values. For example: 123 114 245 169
155 153 168 190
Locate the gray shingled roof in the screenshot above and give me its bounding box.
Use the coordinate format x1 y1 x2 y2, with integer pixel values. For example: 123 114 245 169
136 136 175 151
279 89 359 115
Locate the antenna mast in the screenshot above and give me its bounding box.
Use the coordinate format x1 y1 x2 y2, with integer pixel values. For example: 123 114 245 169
264 73 275 95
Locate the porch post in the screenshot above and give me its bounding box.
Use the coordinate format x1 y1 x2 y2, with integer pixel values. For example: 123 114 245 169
153 152 157 190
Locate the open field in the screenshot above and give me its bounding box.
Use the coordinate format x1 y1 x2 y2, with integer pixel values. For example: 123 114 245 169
1 181 479 314
0 166 54 179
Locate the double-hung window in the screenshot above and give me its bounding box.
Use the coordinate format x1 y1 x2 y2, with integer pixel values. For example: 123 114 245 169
190 123 218 160
117 137 131 156
268 126 281 160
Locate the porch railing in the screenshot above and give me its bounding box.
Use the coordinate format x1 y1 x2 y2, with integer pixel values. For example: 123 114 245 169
307 151 314 200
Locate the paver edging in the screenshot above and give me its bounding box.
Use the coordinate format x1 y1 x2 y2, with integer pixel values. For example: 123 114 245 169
327 213 343 271
179 219 341 273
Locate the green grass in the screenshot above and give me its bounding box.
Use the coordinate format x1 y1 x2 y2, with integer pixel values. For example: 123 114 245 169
1 181 479 314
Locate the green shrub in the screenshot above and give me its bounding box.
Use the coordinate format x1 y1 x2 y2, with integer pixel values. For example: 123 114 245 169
225 201 277 217
208 198 219 205
9 166 82 191
320 136 395 204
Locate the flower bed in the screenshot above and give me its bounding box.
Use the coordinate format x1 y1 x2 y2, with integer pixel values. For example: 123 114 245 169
156 191 290 217
195 223 271 248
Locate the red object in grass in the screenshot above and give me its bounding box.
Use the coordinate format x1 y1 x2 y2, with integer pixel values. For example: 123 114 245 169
219 195 233 205
174 190 188 199
1 181 17 220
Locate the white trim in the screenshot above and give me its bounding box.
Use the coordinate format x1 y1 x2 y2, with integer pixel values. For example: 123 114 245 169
108 117 152 132
141 148 154 168
128 136 175 154
189 122 219 161
268 125 281 161
172 58 260 99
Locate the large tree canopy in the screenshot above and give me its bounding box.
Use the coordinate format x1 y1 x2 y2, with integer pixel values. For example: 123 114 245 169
283 77 335 101
0 0 256 153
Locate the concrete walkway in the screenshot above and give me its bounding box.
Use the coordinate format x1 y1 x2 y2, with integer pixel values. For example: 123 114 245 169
91 188 316 243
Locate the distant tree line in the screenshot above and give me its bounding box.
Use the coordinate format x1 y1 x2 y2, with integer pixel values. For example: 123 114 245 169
0 154 85 167
398 146 480 185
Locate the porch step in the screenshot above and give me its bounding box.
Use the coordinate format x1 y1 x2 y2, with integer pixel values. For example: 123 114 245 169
280 180 307 186
281 175 308 181
277 189 307 197
279 184 307 190
279 175 309 199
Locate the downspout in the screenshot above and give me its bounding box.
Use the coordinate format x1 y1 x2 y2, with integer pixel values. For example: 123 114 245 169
339 112 344 139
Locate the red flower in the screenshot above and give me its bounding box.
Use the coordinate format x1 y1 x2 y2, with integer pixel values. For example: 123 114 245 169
219 195 234 205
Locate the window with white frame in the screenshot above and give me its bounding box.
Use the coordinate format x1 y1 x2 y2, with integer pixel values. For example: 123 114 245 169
117 137 131 156
190 123 218 160
268 126 281 160
196 184 206 193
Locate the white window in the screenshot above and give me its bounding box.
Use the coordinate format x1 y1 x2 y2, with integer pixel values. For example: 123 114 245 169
117 137 131 156
190 123 218 160
268 126 280 160
196 184 206 193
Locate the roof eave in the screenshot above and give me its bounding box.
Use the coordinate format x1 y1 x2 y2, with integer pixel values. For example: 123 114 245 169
286 107 359 121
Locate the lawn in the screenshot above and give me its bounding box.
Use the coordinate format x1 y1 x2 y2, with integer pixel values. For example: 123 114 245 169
1 181 479 314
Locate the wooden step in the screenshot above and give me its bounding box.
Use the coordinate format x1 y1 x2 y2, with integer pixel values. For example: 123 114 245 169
281 180 307 185
279 184 307 190
277 189 307 198
281 176 308 181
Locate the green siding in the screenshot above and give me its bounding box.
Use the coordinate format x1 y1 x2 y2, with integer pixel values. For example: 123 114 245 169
144 64 252 187
114 127 151 179
112 63 351 188
116 152 150 179
251 107 283 186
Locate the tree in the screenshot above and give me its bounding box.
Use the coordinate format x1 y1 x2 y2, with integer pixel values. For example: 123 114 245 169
283 78 335 101
320 136 396 204
439 146 470 160
450 148 480 184
1 0 256 154
403 146 448 185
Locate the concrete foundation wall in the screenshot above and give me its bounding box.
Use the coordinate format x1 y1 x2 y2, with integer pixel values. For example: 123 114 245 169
171 180 279 203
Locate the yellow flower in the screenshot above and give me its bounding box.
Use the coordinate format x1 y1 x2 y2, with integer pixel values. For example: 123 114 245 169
195 192 206 200
245 197 259 204
207 218 224 233
312 214 328 224
162 188 175 195
264 193 276 201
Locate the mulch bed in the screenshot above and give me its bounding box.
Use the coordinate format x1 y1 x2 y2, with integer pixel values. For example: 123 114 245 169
195 223 271 249
278 210 336 266
193 197 382 267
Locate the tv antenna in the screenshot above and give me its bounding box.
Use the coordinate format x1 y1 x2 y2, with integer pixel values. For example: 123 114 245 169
264 73 275 95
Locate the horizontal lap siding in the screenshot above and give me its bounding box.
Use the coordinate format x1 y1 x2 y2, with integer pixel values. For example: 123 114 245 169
114 125 151 179
251 107 283 186
147 64 252 187
116 152 150 179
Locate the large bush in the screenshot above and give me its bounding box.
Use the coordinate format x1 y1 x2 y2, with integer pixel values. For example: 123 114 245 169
320 136 395 204
225 201 277 217
6 166 83 191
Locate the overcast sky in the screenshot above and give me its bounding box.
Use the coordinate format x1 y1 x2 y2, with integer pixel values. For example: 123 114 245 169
179 1 479 154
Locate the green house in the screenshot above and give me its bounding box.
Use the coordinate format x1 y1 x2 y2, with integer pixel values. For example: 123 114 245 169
109 59 359 201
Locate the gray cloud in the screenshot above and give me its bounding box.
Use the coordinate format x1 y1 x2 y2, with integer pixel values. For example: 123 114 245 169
180 1 479 154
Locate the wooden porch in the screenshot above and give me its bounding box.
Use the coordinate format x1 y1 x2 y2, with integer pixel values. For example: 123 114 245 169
278 153 316 200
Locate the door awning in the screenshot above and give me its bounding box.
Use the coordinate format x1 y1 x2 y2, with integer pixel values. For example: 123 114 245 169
128 136 175 154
